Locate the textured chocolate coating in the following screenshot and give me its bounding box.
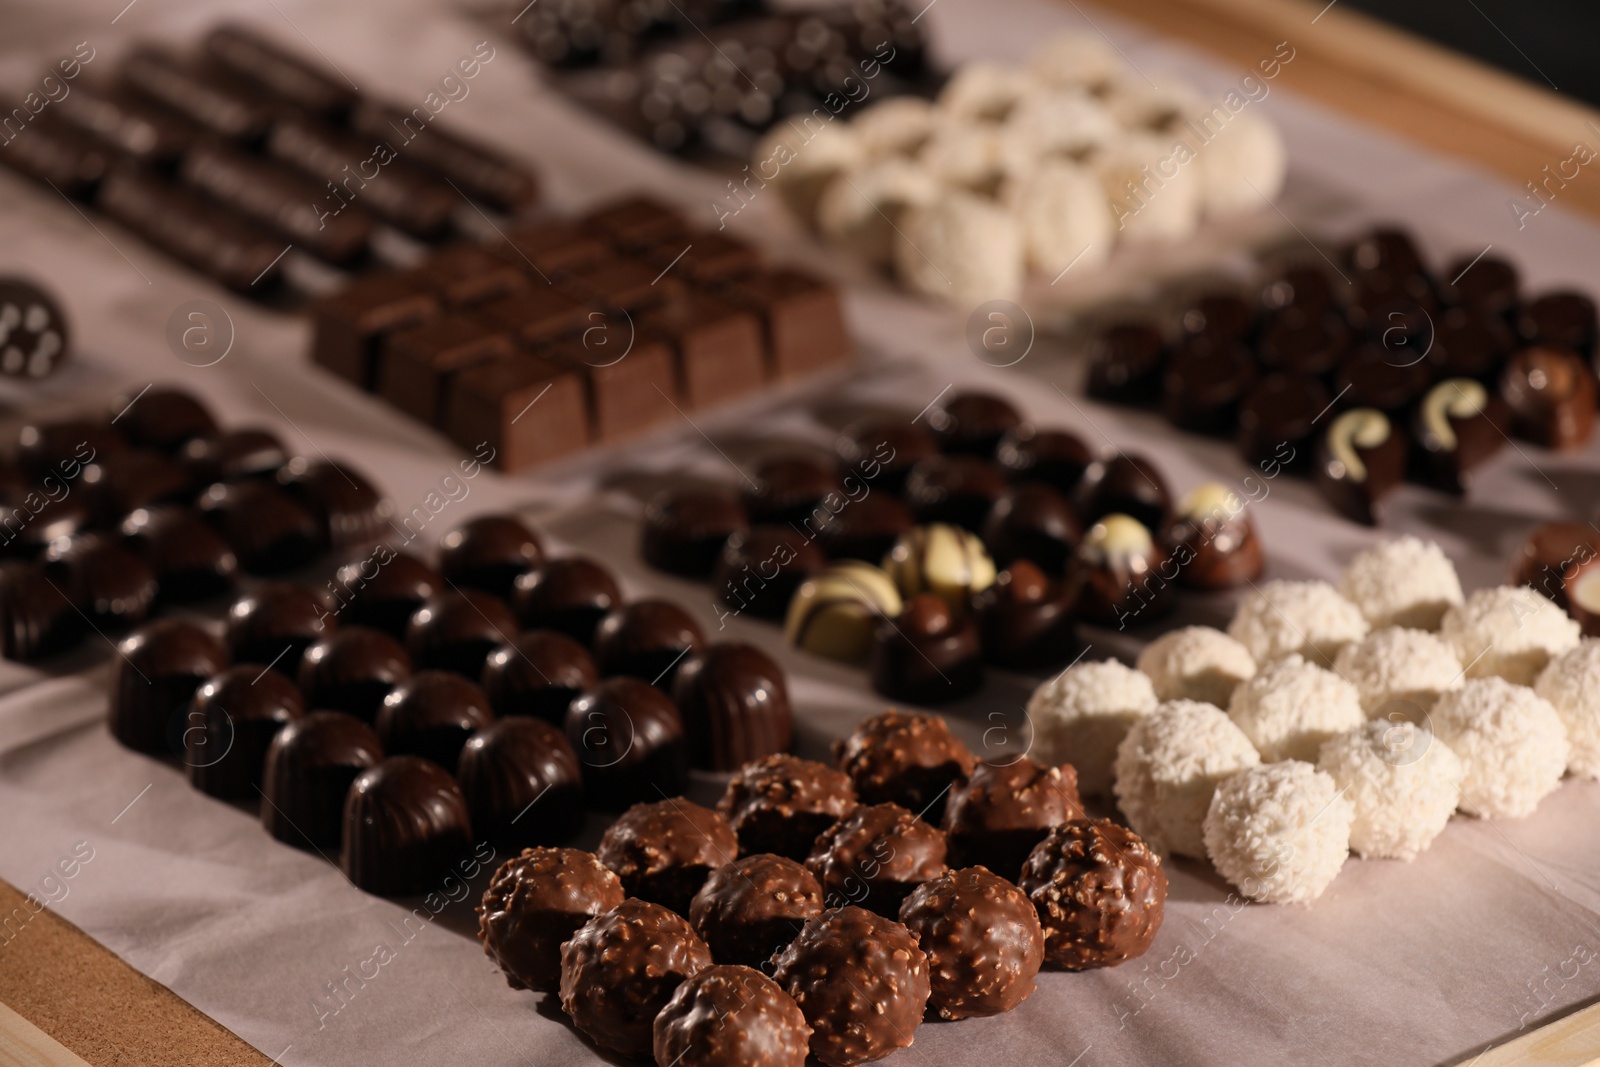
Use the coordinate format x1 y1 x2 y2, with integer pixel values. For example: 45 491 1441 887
332 551 440 639
974 562 1083 671
772 906 930 1067
111 619 229 754
111 387 217 453
511 556 621 645
869 595 983 706
982 483 1080 574
457 717 585 852
438 515 545 599
260 710 383 850
1500 346 1596 449
718 754 858 861
673 643 793 772
943 758 1083 876
835 418 938 496
690 855 824 968
187 665 306 799
0 562 80 661
594 600 706 688
341 756 473 896
559 898 713 1060
565 677 688 810
1018 819 1167 970
298 626 411 722
120 505 239 603
713 526 827 621
277 458 390 551
641 488 748 578
478 847 625 993
480 630 597 722
655 966 811 1067
43 533 157 632
898 866 1045 1019
1074 453 1171 531
376 670 494 771
598 798 740 916
833 709 975 821
198 480 323 574
743 454 840 526
405 590 518 678
1164 488 1265 591
227 583 334 677
927 391 1023 456
806 802 948 916
904 455 1008 533
179 427 289 484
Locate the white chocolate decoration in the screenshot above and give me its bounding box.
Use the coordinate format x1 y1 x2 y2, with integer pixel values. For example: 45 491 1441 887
1327 408 1391 483
1081 514 1154 563
1420 378 1488 452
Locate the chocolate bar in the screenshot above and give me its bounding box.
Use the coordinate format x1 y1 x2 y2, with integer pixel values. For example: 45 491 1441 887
413 244 528 308
121 47 276 144
542 329 680 443
349 101 539 213
560 254 683 311
203 24 358 121
480 285 590 345
638 292 765 409
641 230 759 285
494 220 610 277
444 355 591 471
310 272 440 386
581 195 688 249
379 314 513 424
723 267 852 379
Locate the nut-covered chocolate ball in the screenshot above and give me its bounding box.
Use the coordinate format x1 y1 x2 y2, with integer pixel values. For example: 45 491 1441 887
772 906 930 1067
832 709 975 821
654 964 811 1067
1018 818 1167 970
559 898 713 1060
898 866 1044 1019
718 754 858 861
690 854 824 968
478 847 625 992
806 802 948 916
942 757 1083 878
598 798 740 917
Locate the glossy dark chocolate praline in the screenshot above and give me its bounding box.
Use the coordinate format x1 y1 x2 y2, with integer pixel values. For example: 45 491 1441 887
332 550 441 639
654 965 811 1067
16 418 126 482
298 626 412 722
277 457 391 551
974 561 1083 670
1520 290 1598 357
741 454 839 526
899 866 1045 1020
508 557 619 649
0 493 92 560
1500 346 1597 449
120 505 239 603
1314 409 1407 526
227 583 334 676
111 387 217 453
110 619 230 754
457 717 585 852
376 670 494 771
995 425 1095 497
198 479 323 574
261 710 383 850
640 488 748 578
1237 374 1327 471
1345 225 1426 277
82 450 193 524
0 561 80 661
1255 307 1350 379
480 629 598 722
438 514 545 599
1074 454 1171 531
926 391 1023 456
870 594 983 705
1019 818 1167 970
1179 292 1254 344
1260 263 1335 318
835 418 938 496
673 642 793 772
478 847 625 993
903 455 1008 533
187 665 306 799
341 755 473 896
179 427 289 484
1411 378 1510 494
598 798 739 917
982 482 1080 574
712 528 825 622
405 590 518 678
814 493 913 564
1162 339 1256 435
805 802 949 917
1428 306 1514 383
565 677 688 811
1086 320 1166 405
1336 345 1433 419
689 855 824 968
717 754 858 862
942 757 1083 876
43 533 157 632
593 599 706 689
1074 515 1175 626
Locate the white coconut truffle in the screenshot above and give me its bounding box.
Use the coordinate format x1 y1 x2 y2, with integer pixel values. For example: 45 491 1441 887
753 120 864 227
1202 761 1352 904
1103 78 1204 134
1136 626 1256 708
1227 579 1369 669
1028 33 1125 94
1194 111 1287 216
936 61 1036 122
1002 161 1112 277
1317 720 1463 860
1333 627 1463 722
1338 537 1464 630
917 120 1007 192
998 90 1120 174
895 194 1024 305
1114 700 1260 858
1027 659 1158 796
1430 678 1569 819
1097 134 1201 243
851 96 938 158
816 159 941 266
1535 642 1600 778
1440 586 1581 685
1227 654 1365 763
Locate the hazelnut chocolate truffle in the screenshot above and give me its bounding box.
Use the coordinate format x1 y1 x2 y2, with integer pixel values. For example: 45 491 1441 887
982 482 1080 575
480 630 597 723
43 534 157 633
260 710 383 850
510 556 621 645
1431 678 1569 818
565 677 688 810
598 798 740 917
438 514 545 598
974 561 1082 670
342 756 474 896
882 524 996 612
641 488 748 578
995 425 1095 497
713 526 827 621
926 390 1023 456
457 717 585 851
1500 346 1596 449
227 583 333 675
1228 579 1369 668
718 754 858 861
1074 453 1170 531
0 561 80 661
1203 761 1352 904
332 550 441 639
111 619 230 754
405 590 517 678
689 854 824 967
1113 700 1261 858
1314 407 1407 525
558 898 713 1060
784 562 902 663
375 670 494 770
834 709 975 820
806 802 948 916
943 757 1083 876
120 505 238 603
277 458 391 551
1338 536 1464 631
478 847 625 993
1018 819 1167 969
870 593 983 705
742 454 840 526
594 599 706 688
187 665 307 799
1074 514 1174 627
771 906 931 1067
112 387 216 452
835 418 938 496
898 866 1045 1019
1164 483 1264 590
197 480 323 574
904 455 1008 532
297 626 411 723
653 965 811 1067
673 643 793 772
814 493 914 564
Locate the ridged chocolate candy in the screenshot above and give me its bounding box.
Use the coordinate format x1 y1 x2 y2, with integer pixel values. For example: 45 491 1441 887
673 642 792 772
341 756 473 896
438 514 544 599
43 533 157 632
480 630 597 722
376 670 493 770
510 556 621 645
641 488 748 578
278 457 391 550
331 550 440 638
478 847 624 992
298 626 411 722
869 594 983 706
187 665 306 799
227 583 334 676
593 600 705 688
110 619 229 753
565 677 687 810
457 717 584 852
198 479 323 574
405 590 517 678
0 561 80 661
120 505 239 603
261 710 383 850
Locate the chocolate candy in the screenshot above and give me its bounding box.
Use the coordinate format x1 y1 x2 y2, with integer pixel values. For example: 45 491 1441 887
180 427 289 484
348 99 539 213
904 455 1008 532
565 677 688 810
331 551 441 639
1162 339 1256 435
1520 290 1598 357
718 754 858 862
438 515 545 600
121 48 275 143
1511 522 1600 611
771 906 930 1067
478 847 625 993
835 418 937 496
108 386 214 454
558 898 713 1060
198 480 323 574
898 866 1045 1019
82 451 192 524
1074 453 1171 531
266 118 456 240
982 483 1080 574
1086 320 1166 404
480 630 597 723
17 418 124 482
227 583 333 676
870 593 983 705
713 526 826 622
457 718 585 851
341 756 473 896
653 965 811 1067
1181 291 1254 343
1346 267 1437 341
814 494 913 564
277 458 391 551
0 278 69 379
832 709 975 821
260 711 383 850
1314 408 1406 525
1500 346 1596 449
585 195 686 246
1428 306 1513 383
1019 819 1167 969
405 590 518 678
310 273 440 389
974 561 1081 670
297 626 411 722
510 557 621 646
50 86 195 167
1345 225 1426 278
1335 345 1432 420
187 665 306 799
995 425 1095 497
1164 483 1265 590
943 757 1082 875
375 670 494 770
1237 373 1328 470
0 562 80 661
784 562 901 664
1256 308 1350 378
0 492 91 561
640 488 748 577
723 267 852 380
0 114 109 199
742 454 839 526
643 232 761 285
1074 514 1174 626
806 802 948 916
926 391 1023 456
689 855 824 967
1412 378 1510 494
203 24 358 120
594 599 705 688
43 533 157 633
110 619 229 754
598 798 739 916
1445 253 1519 318
547 332 680 445
673 643 792 772
882 523 996 612
414 245 529 309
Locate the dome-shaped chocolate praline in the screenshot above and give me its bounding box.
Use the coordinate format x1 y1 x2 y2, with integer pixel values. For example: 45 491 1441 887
438 514 544 599
480 630 597 723
198 479 323 574
672 642 793 772
565 677 687 811
405 590 518 678
511 556 622 645
120 505 238 603
341 756 474 896
298 626 412 722
376 670 494 771
227 583 335 677
277 457 391 551
43 533 157 633
111 386 217 453
640 489 748 578
593 600 706 689
457 717 585 852
331 550 441 639
111 618 229 754
187 665 307 799
261 710 383 850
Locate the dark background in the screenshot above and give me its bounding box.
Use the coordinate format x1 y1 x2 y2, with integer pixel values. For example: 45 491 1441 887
1343 0 1600 105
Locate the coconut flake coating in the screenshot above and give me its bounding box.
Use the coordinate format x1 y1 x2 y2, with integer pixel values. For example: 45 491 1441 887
1440 586 1581 685
1227 579 1369 668
832 709 975 821
653 964 811 1067
1430 678 1569 818
898 866 1045 1019
1196 111 1287 215
477 847 624 992
1028 660 1158 795
1136 626 1257 708
1338 537 1464 630
1203 761 1351 904
1113 700 1260 857
1017 818 1166 969
718 754 858 861
1333 627 1463 721
1227 654 1365 763
772 906 930 1067
1316 721 1463 860
895 194 1024 305
1536 643 1600 778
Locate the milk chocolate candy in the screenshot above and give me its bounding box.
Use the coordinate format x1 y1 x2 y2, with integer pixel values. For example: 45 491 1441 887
495 220 610 276
1511 522 1600 611
653 966 810 1067
204 24 358 120
806 802 948 917
0 115 110 199
1444 253 1520 319
186 665 306 799
1086 320 1165 404
480 630 597 723
642 230 760 285
833 709 974 820
581 194 688 248
261 711 383 850
439 515 545 599
111 619 229 754
121 48 276 144
405 590 518 678
51 86 195 166
1019 818 1166 970
0 278 69 380
898 866 1045 1020
227 583 334 674
1164 483 1264 590
445 355 590 473
348 100 540 213
1428 306 1514 384
673 642 793 772
379 314 514 425
414 245 529 310
265 118 457 240
565 677 688 810
457 718 585 852
1256 307 1351 379
561 255 682 312
298 626 412 723
543 331 680 444
0 561 80 661
1411 378 1510 494
376 670 494 771
1314 407 1406 525
1163 338 1256 435
511 556 622 646
639 294 766 409
598 798 739 916
197 480 323 574
478 848 625 993
717 753 858 862
341 756 474 896
1520 290 1598 358
1237 373 1327 471
1500 346 1596 449
312 273 442 388
479 286 589 346
689 856 823 967
1075 514 1175 627
722 268 852 379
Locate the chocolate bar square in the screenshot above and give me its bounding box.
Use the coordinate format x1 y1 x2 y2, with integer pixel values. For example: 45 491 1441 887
379 315 514 425
639 293 766 409
643 231 760 285
580 195 688 249
481 286 592 345
561 256 683 312
415 245 529 308
496 221 611 277
541 327 680 444
444 355 590 472
311 272 440 389
724 268 853 380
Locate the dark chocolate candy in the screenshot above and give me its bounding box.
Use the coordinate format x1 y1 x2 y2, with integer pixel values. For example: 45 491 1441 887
1260 263 1336 318
1180 292 1254 344
1019 818 1167 970
926 391 1023 456
1256 307 1350 378
0 114 109 199
1520 290 1598 357
438 515 545 599
480 630 597 722
180 428 289 484
561 254 683 312
82 451 193 523
869 593 982 705
1086 320 1166 405
1411 377 1510 494
1511 522 1600 611
1074 514 1175 627
0 278 69 379
594 600 705 688
1164 484 1265 590
50 86 194 167
742 454 840 526
1345 226 1425 277
1314 407 1407 526
479 286 588 346
277 458 390 552
311 273 442 389
904 455 1008 533
0 561 80 661
203 24 358 120
376 670 493 771
1445 253 1519 318
1500 346 1596 449
405 590 517 681
331 551 441 639
806 802 948 916
260 710 383 850
566 677 688 809
379 315 514 426
581 194 689 248
226 583 334 676
598 798 739 916
16 418 123 482
638 294 766 410
121 48 276 143
898 866 1045 1019
442 355 590 473
982 483 1080 574
510 556 621 646
1427 306 1514 384
495 220 610 276
673 642 793 772
1335 344 1433 420
653 964 811 1067
457 717 585 852
186 664 306 799
298 626 411 722
43 533 157 633
643 231 761 285
1346 267 1437 341
833 709 975 821
641 488 748 578
478 847 625 993
835 418 937 497
348 100 540 213
1237 373 1328 471
974 561 1082 670
717 753 858 862
814 493 913 564
713 526 826 622
1073 453 1170 531
689 854 823 968
995 426 1095 497
341 755 474 896
722 268 852 379
110 619 229 754
1162 339 1256 435
0 491 91 561
265 118 457 240
942 757 1082 876
198 480 323 574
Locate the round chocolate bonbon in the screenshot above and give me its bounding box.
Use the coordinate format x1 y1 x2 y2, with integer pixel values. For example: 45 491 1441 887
995 425 1095 497
120 505 239 603
1162 339 1256 435
806 801 948 916
261 710 383 850
784 562 902 664
870 593 983 705
341 755 473 896
690 854 824 968
0 278 69 379
186 664 306 799
1236 373 1327 471
478 847 624 993
814 493 913 564
438 514 544 599
641 488 748 578
1163 483 1265 590
742 454 840 526
1086 320 1166 405
982 482 1080 574
973 561 1082 671
297 626 411 723
594 599 705 688
405 590 518 678
457 717 585 852
565 677 688 810
375 670 494 771
1018 818 1167 970
833 709 975 820
1500 345 1596 450
835 418 937 496
718 754 858 861
943 757 1083 876
881 523 996 612
43 533 157 632
598 798 740 917
82 449 193 523
110 618 229 754
227 583 333 677
277 457 391 551
898 866 1045 1019
198 479 323 574
179 427 289 484
1074 514 1175 626
673 642 793 772
16 418 124 482
480 630 597 723
0 561 81 661
111 387 216 453
926 390 1023 456
903 455 1008 533
1074 453 1171 531
653 964 811 1067
332 550 441 639
511 555 621 645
